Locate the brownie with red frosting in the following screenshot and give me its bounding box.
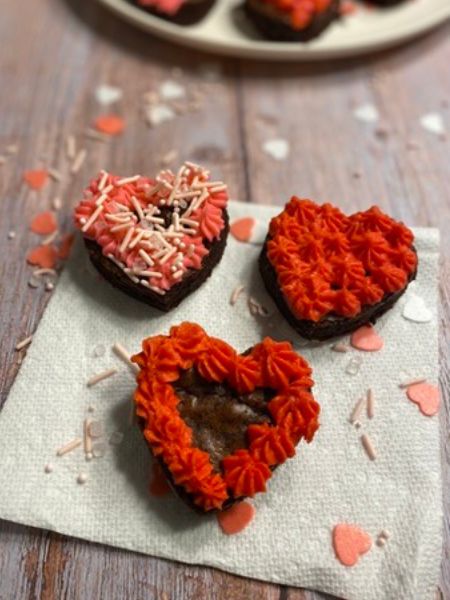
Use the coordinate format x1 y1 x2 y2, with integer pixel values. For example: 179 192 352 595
244 0 341 42
259 198 417 340
131 0 215 25
73 162 229 312
132 322 320 513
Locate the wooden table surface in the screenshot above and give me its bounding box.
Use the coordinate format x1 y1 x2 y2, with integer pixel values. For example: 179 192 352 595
0 0 449 598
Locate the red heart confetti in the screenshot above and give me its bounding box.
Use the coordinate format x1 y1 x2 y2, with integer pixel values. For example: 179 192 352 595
217 501 255 535
230 217 254 242
26 245 58 269
406 382 440 417
351 325 384 352
23 170 49 190
333 523 372 567
30 211 57 235
94 114 125 136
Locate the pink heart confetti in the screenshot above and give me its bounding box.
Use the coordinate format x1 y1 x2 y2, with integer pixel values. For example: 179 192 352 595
406 382 440 417
333 523 372 567
351 325 383 352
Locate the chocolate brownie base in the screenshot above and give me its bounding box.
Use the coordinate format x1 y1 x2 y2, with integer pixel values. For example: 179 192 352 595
130 0 215 25
244 0 341 42
259 239 417 341
140 362 276 514
369 0 405 5
84 210 229 312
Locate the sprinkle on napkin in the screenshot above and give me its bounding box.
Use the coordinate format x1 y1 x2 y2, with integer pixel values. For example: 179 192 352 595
94 114 125 136
159 80 186 101
332 524 372 567
230 217 266 244
30 211 57 235
351 325 384 352
23 169 49 190
402 294 432 323
406 382 440 416
217 501 255 535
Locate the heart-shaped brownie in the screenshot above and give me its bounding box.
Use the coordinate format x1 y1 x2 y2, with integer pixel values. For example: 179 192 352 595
74 162 229 311
259 198 417 340
132 322 320 513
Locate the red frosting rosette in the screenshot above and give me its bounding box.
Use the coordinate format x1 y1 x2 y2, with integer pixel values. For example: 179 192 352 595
132 323 319 511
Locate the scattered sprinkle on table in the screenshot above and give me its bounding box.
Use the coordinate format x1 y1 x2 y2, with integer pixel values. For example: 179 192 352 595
44 463 54 474
367 389 374 419
351 325 384 352
420 112 446 137
145 104 175 127
361 433 377 461
230 284 245 306
15 335 33 351
86 452 93 461
30 211 57 235
217 501 255 535
160 149 178 166
77 472 88 485
71 148 87 174
26 245 58 269
350 397 365 424
42 230 58 246
48 167 62 182
402 294 432 323
66 135 76 159
94 114 125 136
112 342 139 373
87 368 118 387
52 196 62 210
95 84 123 105
7 231 16 240
159 80 186 101
45 281 54 292
353 103 379 123
92 344 106 358
333 524 372 567
23 169 48 190
230 217 255 243
262 138 290 161
345 355 363 375
56 437 82 456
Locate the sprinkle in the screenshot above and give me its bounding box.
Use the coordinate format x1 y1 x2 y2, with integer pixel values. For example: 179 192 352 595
406 382 440 417
376 537 386 547
380 529 391 539
145 104 175 127
351 325 383 352
56 438 82 456
94 114 125 136
44 463 54 474
332 523 372 567
420 112 446 137
48 167 62 182
88 421 104 438
15 335 33 351
136 270 163 278
66 135 76 159
367 389 374 419
92 443 107 458
354 103 379 123
129 230 146 250
28 276 40 289
30 211 57 235
85 452 93 461
159 80 186 100
23 169 48 190
77 472 88 485
33 267 57 278
52 196 62 210
27 245 58 269
83 419 92 454
42 230 59 246
117 175 141 186
85 128 109 143
109 431 124 445
119 226 135 253
45 282 54 292
263 138 290 161
402 294 432 323
130 195 145 221
230 285 245 305
159 246 177 264
95 84 123 105
87 368 118 387
112 342 139 373
217 501 256 535
361 434 376 461
172 269 184 279
138 248 155 267
332 342 350 353
399 377 426 389
350 397 365 424
230 218 255 243
81 204 103 232
71 148 87 174
7 231 16 240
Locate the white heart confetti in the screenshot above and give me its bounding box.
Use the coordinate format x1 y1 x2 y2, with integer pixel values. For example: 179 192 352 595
420 113 446 136
159 80 186 101
263 138 290 161
403 294 432 323
95 84 123 106
354 103 379 123
146 104 176 127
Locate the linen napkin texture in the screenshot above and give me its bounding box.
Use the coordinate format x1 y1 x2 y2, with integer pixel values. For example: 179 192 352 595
0 201 441 600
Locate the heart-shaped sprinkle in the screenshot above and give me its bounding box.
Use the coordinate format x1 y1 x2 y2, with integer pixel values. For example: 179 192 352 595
333 523 372 567
159 79 186 100
94 114 125 136
351 325 384 352
230 217 266 245
354 103 379 123
146 104 175 126
420 112 446 137
263 138 290 161
26 245 58 269
406 382 440 416
95 84 123 106
23 170 48 190
30 211 57 235
217 501 255 535
402 294 432 323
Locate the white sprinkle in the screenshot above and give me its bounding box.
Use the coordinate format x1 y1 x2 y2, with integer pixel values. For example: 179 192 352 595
230 285 245 305
172 269 184 279
361 434 377 461
85 128 109 143
138 248 155 267
66 135 76 160
81 204 103 232
45 282 54 292
71 148 87 174
56 438 82 456
159 246 177 265
48 168 62 182
85 452 93 461
95 84 123 105
159 80 186 101
399 377 427 389
92 443 107 458
88 421 104 438
52 196 62 210
149 285 165 295
145 104 175 127
44 463 54 474
77 472 88 485
263 138 290 161
87 367 118 387
354 103 379 123
210 184 227 193
109 431 124 446
367 389 374 419
42 230 58 246
116 175 141 186
84 419 92 454
98 170 109 191
119 226 135 253
110 222 133 233
15 335 33 351
332 342 350 353
350 397 365 424
420 112 446 136
7 231 16 240
402 294 432 323
112 342 139 373
380 528 391 539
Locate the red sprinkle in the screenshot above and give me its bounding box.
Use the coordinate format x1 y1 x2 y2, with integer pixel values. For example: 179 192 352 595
94 114 125 136
149 463 171 497
230 217 255 243
333 523 372 567
58 233 75 260
23 170 49 190
26 245 58 269
30 211 57 235
217 501 255 535
406 382 440 417
351 325 384 352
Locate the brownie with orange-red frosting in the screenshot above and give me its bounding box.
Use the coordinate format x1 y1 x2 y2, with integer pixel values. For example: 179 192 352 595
244 0 341 42
131 0 215 24
73 162 229 312
132 322 320 513
259 198 417 340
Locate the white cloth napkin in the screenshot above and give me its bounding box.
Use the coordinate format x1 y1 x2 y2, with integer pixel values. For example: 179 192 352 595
0 201 441 600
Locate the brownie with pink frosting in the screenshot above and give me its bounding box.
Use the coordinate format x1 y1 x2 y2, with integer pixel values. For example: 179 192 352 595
73 162 229 311
132 0 215 25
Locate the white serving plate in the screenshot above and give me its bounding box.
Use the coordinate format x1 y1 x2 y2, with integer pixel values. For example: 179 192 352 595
98 0 450 60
